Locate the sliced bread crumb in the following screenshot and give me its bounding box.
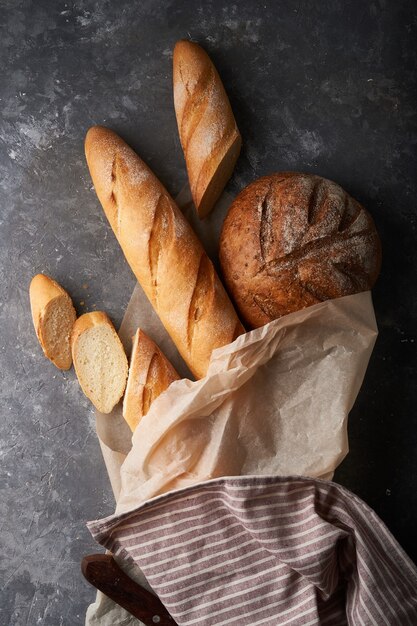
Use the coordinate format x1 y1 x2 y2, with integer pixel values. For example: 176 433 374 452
71 311 128 414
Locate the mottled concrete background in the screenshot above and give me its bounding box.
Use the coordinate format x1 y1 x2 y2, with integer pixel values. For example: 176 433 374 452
1 0 416 624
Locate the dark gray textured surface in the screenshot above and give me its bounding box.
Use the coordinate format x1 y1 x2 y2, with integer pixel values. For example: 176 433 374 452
1 0 416 623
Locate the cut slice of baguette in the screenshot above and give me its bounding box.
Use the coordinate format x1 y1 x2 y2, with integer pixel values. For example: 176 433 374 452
29 273 77 370
123 329 180 432
71 311 128 414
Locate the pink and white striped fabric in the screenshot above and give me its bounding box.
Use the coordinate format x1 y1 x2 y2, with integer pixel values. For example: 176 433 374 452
88 476 417 625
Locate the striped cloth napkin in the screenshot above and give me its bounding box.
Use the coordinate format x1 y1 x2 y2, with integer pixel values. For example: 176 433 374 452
88 475 417 625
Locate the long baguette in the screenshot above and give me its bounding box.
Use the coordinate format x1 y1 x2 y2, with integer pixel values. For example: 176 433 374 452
85 126 244 379
173 40 242 218
123 329 180 432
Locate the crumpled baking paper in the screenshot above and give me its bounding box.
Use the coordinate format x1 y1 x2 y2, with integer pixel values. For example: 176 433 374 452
115 289 377 514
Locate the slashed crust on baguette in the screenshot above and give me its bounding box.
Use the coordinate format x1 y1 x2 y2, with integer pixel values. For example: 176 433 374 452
123 329 180 432
85 126 244 379
173 40 242 218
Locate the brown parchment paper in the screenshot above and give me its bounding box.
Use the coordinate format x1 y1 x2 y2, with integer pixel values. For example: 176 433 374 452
86 187 378 624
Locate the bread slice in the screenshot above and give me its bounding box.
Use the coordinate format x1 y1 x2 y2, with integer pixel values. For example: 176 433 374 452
29 273 77 370
71 312 128 414
123 329 180 432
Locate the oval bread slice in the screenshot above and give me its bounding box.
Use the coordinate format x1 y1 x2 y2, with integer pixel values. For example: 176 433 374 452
71 312 128 414
123 329 180 432
29 273 77 370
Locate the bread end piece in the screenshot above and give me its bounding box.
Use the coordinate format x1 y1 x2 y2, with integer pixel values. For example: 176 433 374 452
29 273 76 370
71 311 128 414
123 329 180 432
173 40 242 218
197 132 242 218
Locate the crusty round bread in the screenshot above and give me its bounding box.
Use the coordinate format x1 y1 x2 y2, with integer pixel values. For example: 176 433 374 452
219 172 382 328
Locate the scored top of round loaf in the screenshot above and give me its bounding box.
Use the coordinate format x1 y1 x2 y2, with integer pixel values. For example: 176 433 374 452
219 172 382 328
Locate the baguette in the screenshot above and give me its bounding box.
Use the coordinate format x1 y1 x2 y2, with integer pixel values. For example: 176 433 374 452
29 273 76 370
173 40 242 218
123 329 180 432
71 311 128 414
85 126 244 379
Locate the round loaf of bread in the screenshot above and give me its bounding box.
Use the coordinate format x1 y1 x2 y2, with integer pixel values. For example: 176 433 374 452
219 172 382 328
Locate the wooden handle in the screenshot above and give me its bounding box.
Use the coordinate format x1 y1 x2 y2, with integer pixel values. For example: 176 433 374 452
81 554 177 625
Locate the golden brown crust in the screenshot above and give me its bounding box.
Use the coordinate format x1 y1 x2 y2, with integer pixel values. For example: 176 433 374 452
30 274 68 336
29 273 76 370
85 125 244 378
219 172 382 328
173 40 242 218
123 329 180 432
70 311 113 349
